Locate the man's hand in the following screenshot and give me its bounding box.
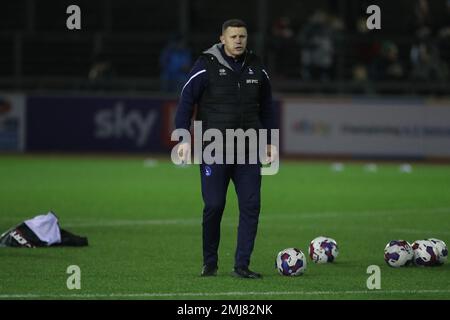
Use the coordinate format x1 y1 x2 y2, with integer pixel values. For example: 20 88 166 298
265 144 278 164
177 142 191 164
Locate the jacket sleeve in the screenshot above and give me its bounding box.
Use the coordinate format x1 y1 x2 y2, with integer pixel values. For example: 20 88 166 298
174 57 208 131
259 68 277 144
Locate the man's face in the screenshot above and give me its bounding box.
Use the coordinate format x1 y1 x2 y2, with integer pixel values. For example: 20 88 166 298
220 27 247 58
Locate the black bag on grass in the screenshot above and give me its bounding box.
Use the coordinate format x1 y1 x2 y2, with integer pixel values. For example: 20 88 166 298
0 211 88 248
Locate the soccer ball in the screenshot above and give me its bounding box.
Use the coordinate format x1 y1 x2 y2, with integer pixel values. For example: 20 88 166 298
427 238 448 265
275 248 307 276
384 240 413 267
412 240 439 266
308 236 339 263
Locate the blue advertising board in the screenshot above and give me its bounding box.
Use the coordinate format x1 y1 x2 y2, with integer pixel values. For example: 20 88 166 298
26 95 171 152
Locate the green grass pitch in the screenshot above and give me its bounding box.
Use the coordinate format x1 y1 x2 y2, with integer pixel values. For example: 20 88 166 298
0 155 449 300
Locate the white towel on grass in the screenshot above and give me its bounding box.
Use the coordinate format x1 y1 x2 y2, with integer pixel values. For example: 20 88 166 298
24 212 61 245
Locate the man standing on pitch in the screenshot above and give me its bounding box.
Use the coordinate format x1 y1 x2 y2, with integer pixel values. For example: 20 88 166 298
175 19 277 278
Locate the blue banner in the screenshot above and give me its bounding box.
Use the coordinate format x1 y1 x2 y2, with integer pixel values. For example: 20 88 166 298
26 96 170 152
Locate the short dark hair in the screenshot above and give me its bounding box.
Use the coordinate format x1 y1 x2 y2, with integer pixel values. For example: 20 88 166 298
222 19 247 33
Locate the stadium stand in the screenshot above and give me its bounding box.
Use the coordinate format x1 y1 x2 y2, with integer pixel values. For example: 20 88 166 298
0 0 449 95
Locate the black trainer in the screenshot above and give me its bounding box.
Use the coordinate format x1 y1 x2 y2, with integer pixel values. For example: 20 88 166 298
231 267 262 279
201 265 218 277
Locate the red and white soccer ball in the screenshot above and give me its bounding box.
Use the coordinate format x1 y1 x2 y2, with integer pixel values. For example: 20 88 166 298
412 240 439 266
427 238 448 265
275 248 307 276
384 240 414 267
308 236 339 263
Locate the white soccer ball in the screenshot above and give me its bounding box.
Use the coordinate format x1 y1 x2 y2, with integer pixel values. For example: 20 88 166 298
412 240 439 266
384 240 414 267
275 248 307 276
308 236 339 263
427 238 448 265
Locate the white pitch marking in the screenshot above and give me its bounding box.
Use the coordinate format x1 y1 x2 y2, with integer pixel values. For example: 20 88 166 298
0 289 449 299
390 228 450 236
4 207 448 231
59 207 450 228
63 218 201 228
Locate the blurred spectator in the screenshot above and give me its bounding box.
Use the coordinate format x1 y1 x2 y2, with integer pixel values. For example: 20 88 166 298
160 35 192 93
268 16 295 76
0 98 19 150
297 10 343 82
407 0 449 82
414 0 432 31
272 16 294 39
411 0 433 47
439 0 450 34
352 15 381 84
410 35 447 82
436 0 450 80
0 99 13 132
370 41 405 81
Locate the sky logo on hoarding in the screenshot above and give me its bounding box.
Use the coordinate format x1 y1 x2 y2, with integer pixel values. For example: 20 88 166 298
94 102 157 147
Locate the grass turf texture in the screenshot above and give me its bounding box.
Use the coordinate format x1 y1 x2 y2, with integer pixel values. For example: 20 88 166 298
0 155 449 300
